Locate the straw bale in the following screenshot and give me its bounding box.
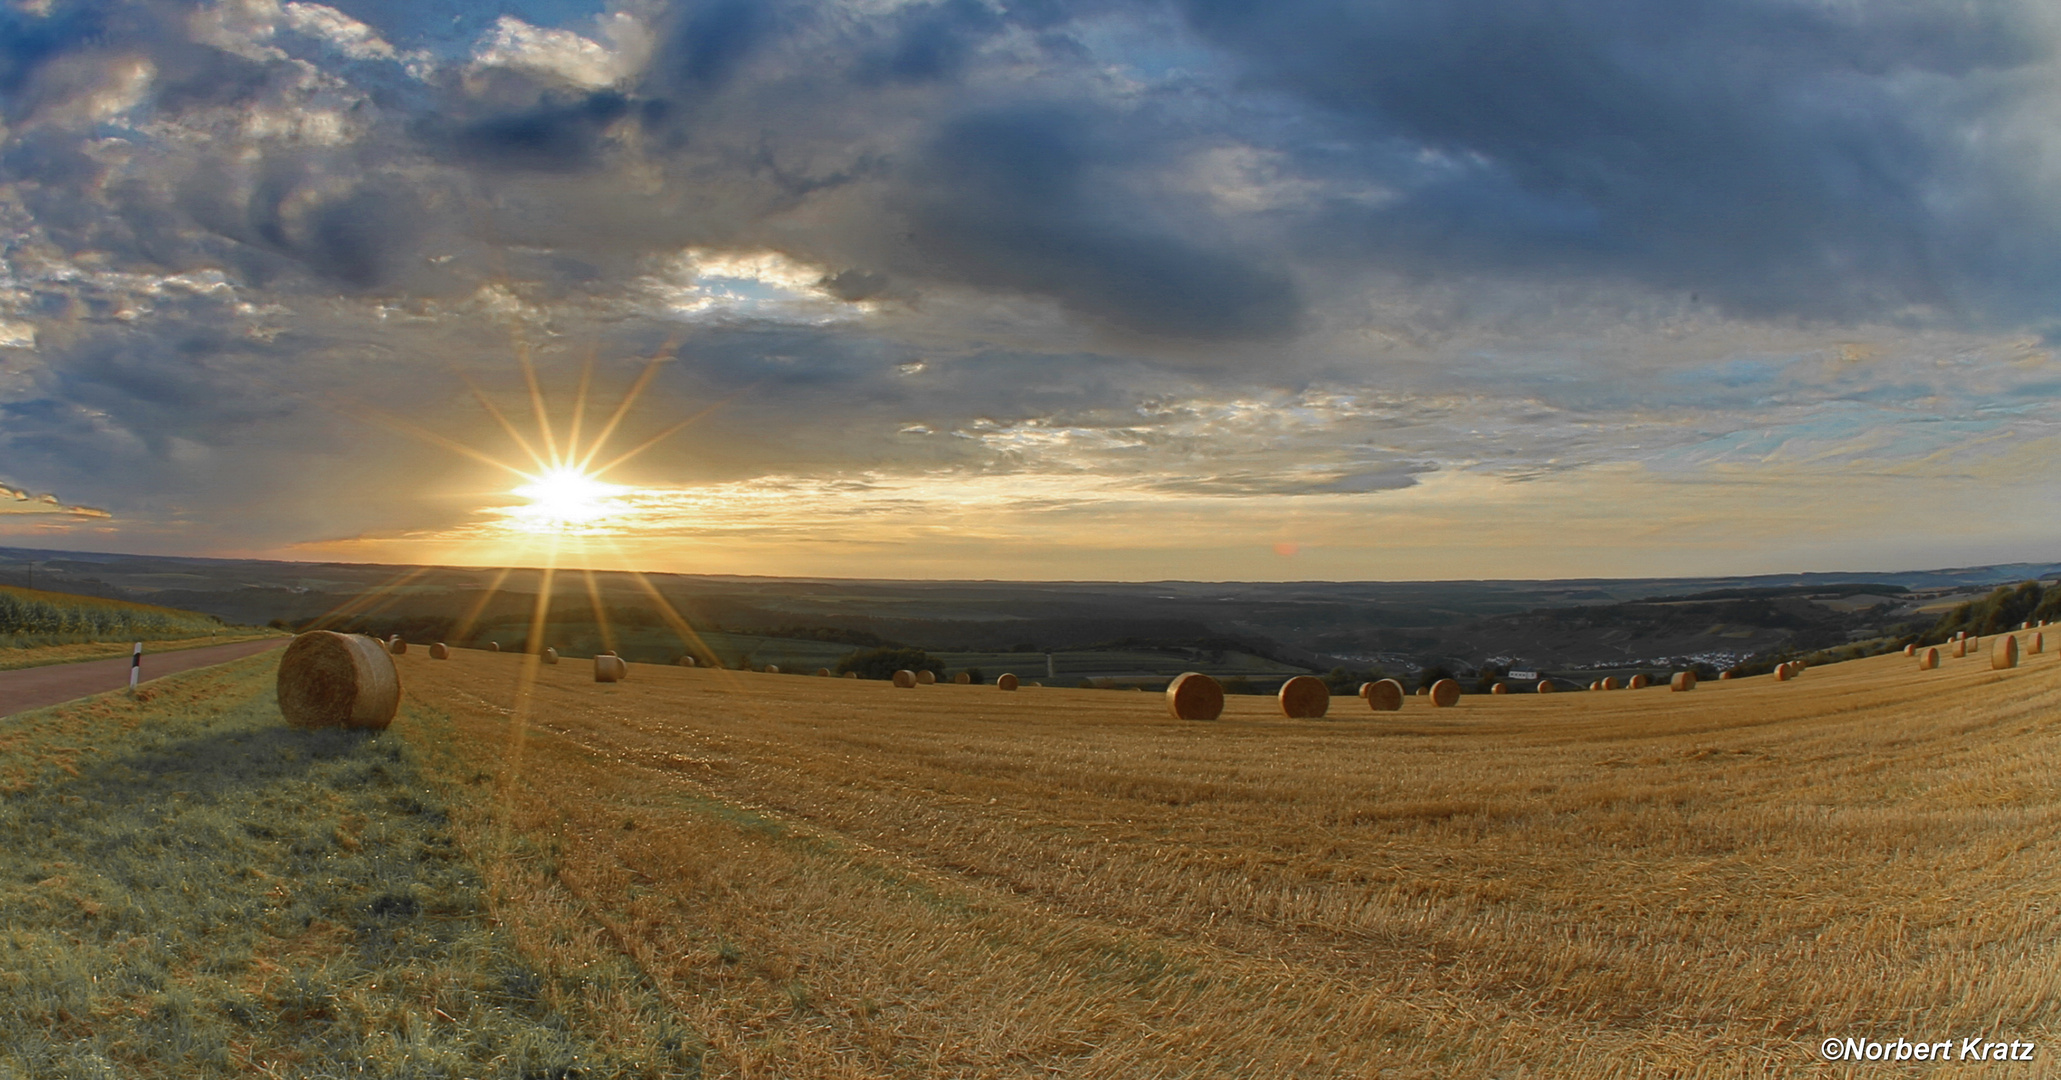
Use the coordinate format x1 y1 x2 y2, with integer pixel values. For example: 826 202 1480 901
1587 681 1601 692
276 630 401 730
1774 663 1793 681
1278 675 1329 718
916 670 936 685
816 668 832 677
1720 671 1734 680
489 642 500 652
1627 674 1649 689
844 671 859 678
429 642 450 660
1953 639 1967 658
1670 671 1696 692
1428 678 1460 708
954 672 972 684
1537 680 1557 694
2030 632 2044 655
1902 644 1916 656
1918 648 1939 671
1491 682 1508 695
1993 635 2018 670
764 664 781 674
1166 672 1225 721
892 670 917 688
678 656 698 667
388 637 407 655
543 647 558 665
595 654 627 682
998 673 1020 691
1364 679 1404 711
1600 676 1621 691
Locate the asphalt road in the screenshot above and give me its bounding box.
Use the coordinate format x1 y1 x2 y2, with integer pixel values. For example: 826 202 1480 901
0 638 288 719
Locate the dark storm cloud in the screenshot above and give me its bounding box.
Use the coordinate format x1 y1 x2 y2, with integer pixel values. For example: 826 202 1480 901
437 90 635 173
901 105 1302 340
856 0 1003 85
1173 0 2061 322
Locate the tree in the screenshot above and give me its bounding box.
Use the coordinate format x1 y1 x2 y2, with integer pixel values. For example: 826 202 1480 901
836 647 942 680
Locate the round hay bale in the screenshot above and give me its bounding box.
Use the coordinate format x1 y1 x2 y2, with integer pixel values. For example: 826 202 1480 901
915 669 936 685
1587 681 1600 692
1600 676 1621 691
1993 634 2018 670
1774 663 1793 681
543 647 558 665
429 642 450 660
2030 632 2044 654
678 655 697 667
277 631 400 730
1670 671 1696 692
844 670 859 679
892 669 917 688
1491 682 1508 695
815 667 832 677
1278 675 1329 718
388 637 407 655
1719 671 1735 680
1970 636 1980 651
1902 643 1916 656
489 642 500 652
1165 672 1225 721
764 664 780 674
1536 680 1557 694
1365 679 1404 711
1416 686 1430 696
954 671 971 685
1627 674 1649 690
595 654 627 682
1918 647 1940 671
1428 678 1460 708
1027 680 1043 687
997 672 1019 691
1952 639 1967 658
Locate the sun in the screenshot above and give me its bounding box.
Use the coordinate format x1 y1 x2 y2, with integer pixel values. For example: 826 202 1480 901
511 466 625 529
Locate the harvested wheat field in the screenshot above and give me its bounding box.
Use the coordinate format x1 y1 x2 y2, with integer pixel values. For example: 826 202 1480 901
390 644 2061 1080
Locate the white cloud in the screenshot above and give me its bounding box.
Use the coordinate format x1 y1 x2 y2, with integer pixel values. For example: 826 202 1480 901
469 15 650 89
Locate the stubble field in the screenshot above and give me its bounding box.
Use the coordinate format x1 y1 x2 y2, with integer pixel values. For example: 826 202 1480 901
399 640 2061 1078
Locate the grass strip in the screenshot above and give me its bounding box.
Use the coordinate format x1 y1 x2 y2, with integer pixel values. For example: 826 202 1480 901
0 654 697 1079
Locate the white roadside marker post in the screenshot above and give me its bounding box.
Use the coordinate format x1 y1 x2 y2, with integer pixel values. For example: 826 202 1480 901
129 641 142 695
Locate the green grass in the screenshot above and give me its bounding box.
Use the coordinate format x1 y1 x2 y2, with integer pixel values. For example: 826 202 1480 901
0 655 696 1079
0 585 230 650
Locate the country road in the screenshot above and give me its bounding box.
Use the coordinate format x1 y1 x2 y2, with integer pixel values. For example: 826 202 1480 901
0 638 288 719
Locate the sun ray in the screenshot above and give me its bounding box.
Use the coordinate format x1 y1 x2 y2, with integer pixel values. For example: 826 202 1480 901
580 566 619 657
305 565 437 631
451 563 519 644
518 341 562 468
459 372 552 475
617 558 741 687
567 351 595 470
586 404 721 479
575 346 674 474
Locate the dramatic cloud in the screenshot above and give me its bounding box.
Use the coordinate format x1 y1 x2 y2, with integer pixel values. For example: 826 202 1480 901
1 0 2059 577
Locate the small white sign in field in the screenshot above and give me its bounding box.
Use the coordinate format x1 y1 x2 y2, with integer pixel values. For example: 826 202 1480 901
1508 670 1539 681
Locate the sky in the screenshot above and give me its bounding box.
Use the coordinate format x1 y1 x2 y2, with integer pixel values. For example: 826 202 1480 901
2 0 2061 582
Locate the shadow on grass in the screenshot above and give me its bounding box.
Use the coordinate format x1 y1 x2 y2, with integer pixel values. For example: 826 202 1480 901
0 665 676 1080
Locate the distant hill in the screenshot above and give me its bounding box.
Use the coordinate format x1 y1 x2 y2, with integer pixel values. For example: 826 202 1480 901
1 545 2055 675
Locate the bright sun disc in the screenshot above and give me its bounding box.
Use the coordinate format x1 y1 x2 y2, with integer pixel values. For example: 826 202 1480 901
512 467 624 528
